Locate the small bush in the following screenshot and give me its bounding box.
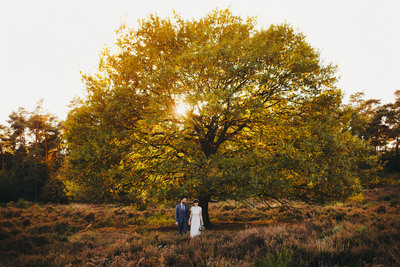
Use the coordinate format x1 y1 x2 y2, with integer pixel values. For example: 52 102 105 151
41 175 68 203
356 225 369 240
22 218 31 227
380 194 392 201
375 205 387 213
389 198 400 207
349 193 364 203
258 247 292 267
100 217 115 227
15 198 28 209
221 204 235 211
332 225 344 234
84 213 95 222
55 222 76 235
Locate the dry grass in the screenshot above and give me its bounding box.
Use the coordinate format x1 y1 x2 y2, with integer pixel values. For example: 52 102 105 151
0 186 399 266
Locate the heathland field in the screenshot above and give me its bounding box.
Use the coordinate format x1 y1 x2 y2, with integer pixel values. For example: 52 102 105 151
1 186 400 266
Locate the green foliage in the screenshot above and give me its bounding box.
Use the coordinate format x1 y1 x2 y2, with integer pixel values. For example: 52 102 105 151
16 198 28 209
356 225 369 240
258 247 293 267
389 198 400 207
100 217 116 227
41 174 68 203
332 225 344 234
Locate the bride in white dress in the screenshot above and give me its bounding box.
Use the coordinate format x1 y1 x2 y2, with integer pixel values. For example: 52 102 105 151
189 199 204 237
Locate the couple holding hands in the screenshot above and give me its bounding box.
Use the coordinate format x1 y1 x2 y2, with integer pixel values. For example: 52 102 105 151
175 197 204 237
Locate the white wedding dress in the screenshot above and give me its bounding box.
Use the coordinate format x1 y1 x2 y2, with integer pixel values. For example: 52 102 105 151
190 206 202 237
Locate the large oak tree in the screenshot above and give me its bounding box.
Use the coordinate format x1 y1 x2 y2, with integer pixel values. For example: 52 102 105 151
64 9 370 226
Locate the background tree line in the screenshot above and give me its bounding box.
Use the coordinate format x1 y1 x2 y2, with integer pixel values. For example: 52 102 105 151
347 90 400 176
0 100 66 203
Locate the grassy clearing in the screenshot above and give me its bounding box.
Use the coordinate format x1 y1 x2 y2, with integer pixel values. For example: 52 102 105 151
0 186 399 266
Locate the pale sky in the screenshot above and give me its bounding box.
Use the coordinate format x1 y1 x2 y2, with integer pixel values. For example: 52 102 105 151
1 0 399 125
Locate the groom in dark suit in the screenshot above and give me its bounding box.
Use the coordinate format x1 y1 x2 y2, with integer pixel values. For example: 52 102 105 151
175 196 190 236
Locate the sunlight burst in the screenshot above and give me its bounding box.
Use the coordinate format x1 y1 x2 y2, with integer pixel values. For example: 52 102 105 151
175 102 188 116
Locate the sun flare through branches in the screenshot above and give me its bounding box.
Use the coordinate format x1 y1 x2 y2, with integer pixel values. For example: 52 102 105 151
175 101 189 117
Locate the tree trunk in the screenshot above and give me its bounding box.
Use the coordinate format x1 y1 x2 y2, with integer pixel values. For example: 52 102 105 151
0 145 4 170
35 123 38 169
199 194 213 228
45 136 48 160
